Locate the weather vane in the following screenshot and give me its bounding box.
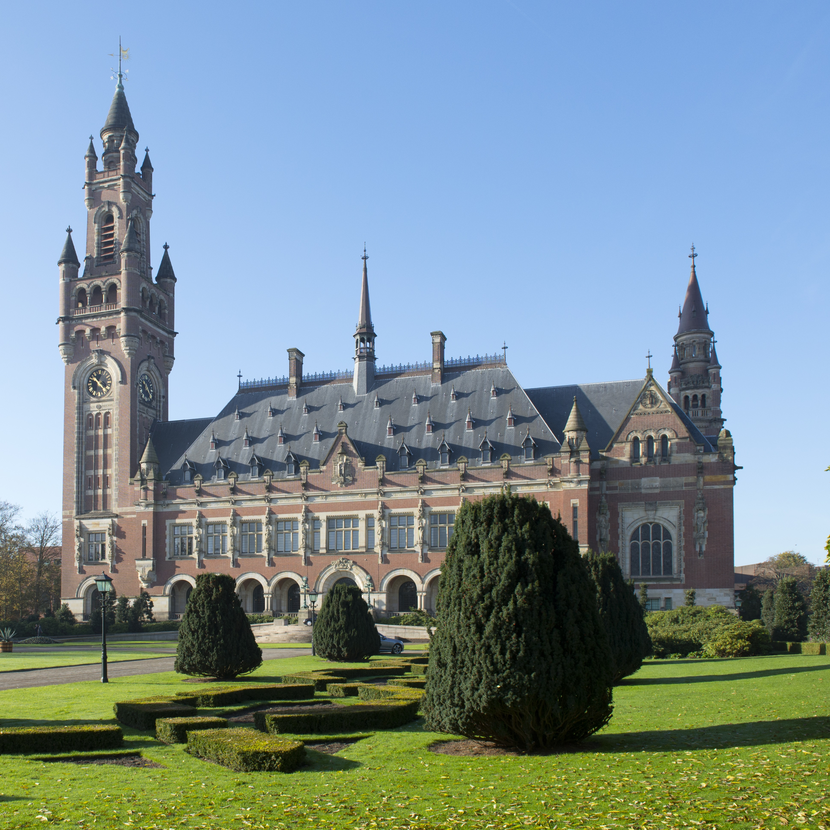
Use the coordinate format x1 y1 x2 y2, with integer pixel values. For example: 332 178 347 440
109 37 130 83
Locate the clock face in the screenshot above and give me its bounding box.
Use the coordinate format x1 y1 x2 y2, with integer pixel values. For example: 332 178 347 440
86 368 112 399
138 373 156 405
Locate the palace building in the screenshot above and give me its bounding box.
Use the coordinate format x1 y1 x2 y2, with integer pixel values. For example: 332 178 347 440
58 76 738 619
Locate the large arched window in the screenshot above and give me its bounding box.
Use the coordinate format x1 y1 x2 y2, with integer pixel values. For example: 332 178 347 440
630 523 673 577
252 584 265 613
631 437 641 462
398 580 417 613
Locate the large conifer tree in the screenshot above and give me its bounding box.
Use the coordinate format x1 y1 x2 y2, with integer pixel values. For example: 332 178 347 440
313 582 380 661
175 573 262 679
773 576 808 642
423 492 613 749
584 550 651 684
808 569 830 642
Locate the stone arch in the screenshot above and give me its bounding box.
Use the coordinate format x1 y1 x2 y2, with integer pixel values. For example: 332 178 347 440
71 351 126 391
423 569 441 615
164 573 196 618
316 560 374 594
269 572 304 615
236 572 269 615
381 568 423 614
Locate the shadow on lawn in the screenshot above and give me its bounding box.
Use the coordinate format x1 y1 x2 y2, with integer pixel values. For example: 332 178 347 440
623 662 830 686
594 716 830 752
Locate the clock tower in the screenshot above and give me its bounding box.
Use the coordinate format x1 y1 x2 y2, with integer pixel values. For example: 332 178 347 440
58 72 176 584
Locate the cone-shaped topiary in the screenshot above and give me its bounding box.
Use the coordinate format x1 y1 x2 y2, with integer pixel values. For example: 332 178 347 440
808 569 830 642
422 491 614 750
313 582 380 661
584 550 651 684
761 588 776 634
175 573 262 679
773 576 807 642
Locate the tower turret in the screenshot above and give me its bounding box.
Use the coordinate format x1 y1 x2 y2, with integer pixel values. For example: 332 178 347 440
353 247 376 395
667 247 724 436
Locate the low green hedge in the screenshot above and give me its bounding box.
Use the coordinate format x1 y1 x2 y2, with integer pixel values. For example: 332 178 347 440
156 717 228 744
702 621 771 658
408 663 428 676
357 685 424 702
386 677 426 689
255 698 420 735
187 728 305 772
240 682 316 701
0 725 122 754
114 698 197 731
802 642 827 655
184 686 250 707
283 672 346 691
326 683 363 697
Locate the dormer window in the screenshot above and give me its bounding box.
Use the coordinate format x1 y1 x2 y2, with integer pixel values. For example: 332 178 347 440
250 454 263 478
235 408 241 421
479 433 494 464
412 391 418 405
277 424 285 445
465 409 473 431
214 457 228 481
387 417 394 437
100 213 115 263
450 387 457 402
374 396 380 409
438 436 451 466
398 442 412 469
425 412 434 434
243 428 251 448
209 432 217 451
490 382 497 398
285 450 298 477
302 402 309 416
267 404 275 418
506 406 515 428
522 432 536 461
312 423 321 443
338 398 344 412
182 458 195 484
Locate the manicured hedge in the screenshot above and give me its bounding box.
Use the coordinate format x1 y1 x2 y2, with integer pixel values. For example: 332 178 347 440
113 698 197 731
187 728 305 772
0 725 122 754
283 672 346 691
156 717 228 744
802 642 827 655
387 677 426 689
240 683 316 701
184 686 251 707
357 684 424 702
326 683 364 697
408 663 428 676
255 698 420 735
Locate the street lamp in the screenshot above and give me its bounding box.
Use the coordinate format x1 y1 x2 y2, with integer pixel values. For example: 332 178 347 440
94 572 114 683
307 590 319 657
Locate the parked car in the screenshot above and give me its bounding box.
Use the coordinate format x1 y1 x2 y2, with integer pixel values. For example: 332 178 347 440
378 633 404 655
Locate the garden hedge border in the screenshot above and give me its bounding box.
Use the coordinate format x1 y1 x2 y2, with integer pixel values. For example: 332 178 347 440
357 684 424 702
187 728 305 772
255 698 420 735
0 724 123 755
326 683 364 697
114 698 197 731
156 716 228 744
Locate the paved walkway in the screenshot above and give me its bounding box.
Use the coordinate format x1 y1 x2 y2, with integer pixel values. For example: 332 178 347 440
0 648 311 690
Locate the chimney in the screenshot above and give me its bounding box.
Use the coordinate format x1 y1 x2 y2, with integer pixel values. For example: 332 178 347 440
287 348 304 399
431 331 446 384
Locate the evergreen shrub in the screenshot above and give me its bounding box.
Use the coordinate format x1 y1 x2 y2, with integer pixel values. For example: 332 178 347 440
647 606 767 658
422 491 613 749
801 642 826 655
761 588 776 634
738 585 762 621
584 550 651 683
702 620 771 657
0 725 122 754
187 728 304 772
175 573 262 679
313 583 380 661
808 569 830 642
773 577 808 642
156 717 228 744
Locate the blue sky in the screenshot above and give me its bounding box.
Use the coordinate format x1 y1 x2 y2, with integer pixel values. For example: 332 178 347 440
1 2 827 565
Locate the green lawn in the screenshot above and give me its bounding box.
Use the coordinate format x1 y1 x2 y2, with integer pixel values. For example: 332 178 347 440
0 654 828 829
0 648 173 672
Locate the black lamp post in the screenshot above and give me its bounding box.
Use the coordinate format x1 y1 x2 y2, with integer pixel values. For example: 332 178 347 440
307 590 319 657
94 572 114 683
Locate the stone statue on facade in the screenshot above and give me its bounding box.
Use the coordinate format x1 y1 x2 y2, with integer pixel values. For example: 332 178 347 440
596 497 611 552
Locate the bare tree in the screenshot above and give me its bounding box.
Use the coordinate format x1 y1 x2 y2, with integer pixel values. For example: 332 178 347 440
25 512 61 615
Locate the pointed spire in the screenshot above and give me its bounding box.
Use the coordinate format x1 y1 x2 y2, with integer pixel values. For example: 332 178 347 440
141 147 153 171
709 340 721 368
140 435 159 466
102 72 136 137
58 227 80 267
677 245 710 335
356 245 374 334
670 345 681 373
85 136 97 160
156 243 177 284
122 217 141 253
564 396 588 434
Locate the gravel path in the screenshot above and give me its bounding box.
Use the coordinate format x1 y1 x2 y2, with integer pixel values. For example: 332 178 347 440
0 648 311 690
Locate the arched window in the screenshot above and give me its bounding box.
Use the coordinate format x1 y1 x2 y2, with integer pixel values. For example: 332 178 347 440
77 288 88 308
104 412 111 428
683 395 690 412
334 577 356 589
631 437 640 462
691 394 699 409
660 434 669 460
106 283 118 305
100 214 115 262
252 584 265 613
90 286 103 307
646 436 654 461
398 580 417 613
629 523 673 577
287 583 301 613
701 394 706 408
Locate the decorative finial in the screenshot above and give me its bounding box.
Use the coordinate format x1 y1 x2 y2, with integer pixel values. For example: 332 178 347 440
66 226 72 235
109 37 130 85
362 244 368 262
501 341 508 361
163 242 169 251
689 244 698 266
646 350 653 371
237 370 242 388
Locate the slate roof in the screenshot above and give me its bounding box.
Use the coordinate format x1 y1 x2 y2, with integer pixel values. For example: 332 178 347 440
677 262 711 335
152 365 563 485
102 78 136 136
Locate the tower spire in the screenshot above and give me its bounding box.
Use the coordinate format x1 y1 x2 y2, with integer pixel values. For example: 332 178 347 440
353 246 376 396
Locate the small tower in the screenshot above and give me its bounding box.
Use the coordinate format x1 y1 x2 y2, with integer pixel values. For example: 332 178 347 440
668 247 724 437
353 247 376 395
